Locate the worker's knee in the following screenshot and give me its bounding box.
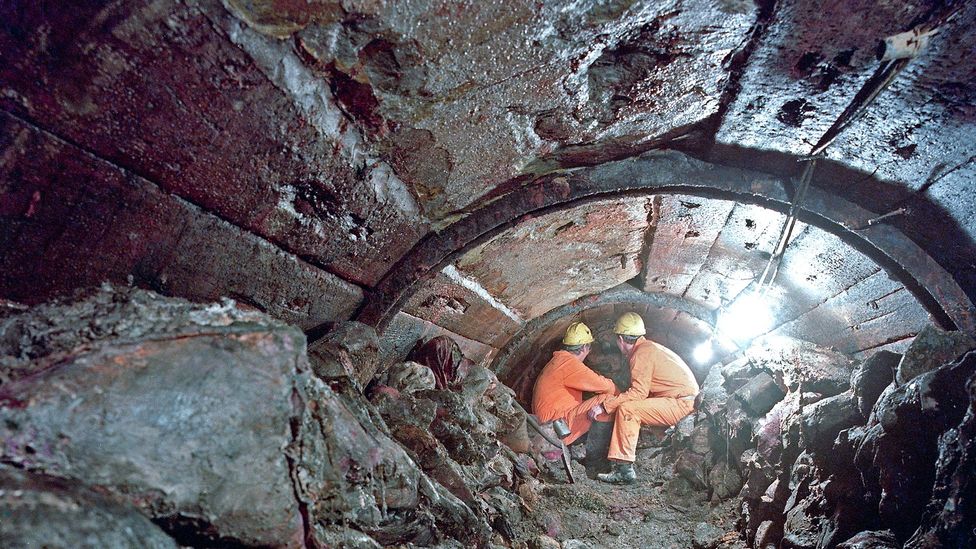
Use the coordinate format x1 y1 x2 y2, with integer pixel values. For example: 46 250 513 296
617 401 640 420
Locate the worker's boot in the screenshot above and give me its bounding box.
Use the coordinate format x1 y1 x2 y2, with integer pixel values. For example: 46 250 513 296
596 461 636 485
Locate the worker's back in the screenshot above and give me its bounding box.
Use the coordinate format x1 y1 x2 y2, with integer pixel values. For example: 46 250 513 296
631 339 699 399
532 351 614 422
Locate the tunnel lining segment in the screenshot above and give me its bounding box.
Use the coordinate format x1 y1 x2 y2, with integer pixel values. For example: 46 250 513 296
354 151 974 338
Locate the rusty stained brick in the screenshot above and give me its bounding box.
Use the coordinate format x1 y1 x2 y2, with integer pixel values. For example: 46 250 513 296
401 268 523 348
770 269 932 355
683 202 805 310
456 196 650 319
0 0 426 287
0 112 362 329
379 311 498 372
642 194 737 296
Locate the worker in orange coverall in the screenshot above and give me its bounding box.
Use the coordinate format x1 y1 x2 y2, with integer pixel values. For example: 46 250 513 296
589 312 699 484
532 321 618 445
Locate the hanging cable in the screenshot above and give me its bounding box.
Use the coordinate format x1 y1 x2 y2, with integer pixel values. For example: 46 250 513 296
710 2 964 352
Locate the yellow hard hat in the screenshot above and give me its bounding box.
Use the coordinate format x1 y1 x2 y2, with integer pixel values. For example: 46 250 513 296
614 312 646 336
562 321 595 345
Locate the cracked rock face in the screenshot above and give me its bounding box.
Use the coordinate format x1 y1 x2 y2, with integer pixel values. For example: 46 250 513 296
0 292 308 546
0 287 487 547
224 0 757 219
0 466 178 549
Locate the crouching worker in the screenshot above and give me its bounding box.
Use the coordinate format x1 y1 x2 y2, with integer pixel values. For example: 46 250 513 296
590 312 699 484
532 321 618 445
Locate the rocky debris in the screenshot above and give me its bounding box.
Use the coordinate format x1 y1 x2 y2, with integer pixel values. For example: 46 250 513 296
0 284 271 386
378 360 437 394
733 371 786 416
0 465 177 548
856 350 976 540
307 321 382 386
708 461 745 502
527 534 561 549
721 356 765 394
369 336 534 544
0 288 496 547
753 519 781 549
849 351 898 420
895 324 975 386
693 521 725 549
836 530 898 548
800 390 860 454
313 526 383 549
904 352 976 548
746 337 856 396
0 295 308 546
693 326 976 549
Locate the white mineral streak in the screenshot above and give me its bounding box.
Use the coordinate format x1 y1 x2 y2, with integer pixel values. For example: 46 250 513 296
442 265 524 324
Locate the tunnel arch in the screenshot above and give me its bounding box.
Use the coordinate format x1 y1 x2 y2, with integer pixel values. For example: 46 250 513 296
356 150 976 348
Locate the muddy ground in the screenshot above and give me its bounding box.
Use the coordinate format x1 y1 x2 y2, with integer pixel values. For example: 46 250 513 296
517 442 744 548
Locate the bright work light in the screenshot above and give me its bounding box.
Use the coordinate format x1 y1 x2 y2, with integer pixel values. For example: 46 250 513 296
716 291 774 344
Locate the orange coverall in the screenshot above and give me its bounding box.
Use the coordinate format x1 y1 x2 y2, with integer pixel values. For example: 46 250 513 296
602 337 699 462
532 350 617 445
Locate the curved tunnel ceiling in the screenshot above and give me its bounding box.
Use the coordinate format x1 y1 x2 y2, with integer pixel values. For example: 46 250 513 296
1 0 975 379
365 151 973 373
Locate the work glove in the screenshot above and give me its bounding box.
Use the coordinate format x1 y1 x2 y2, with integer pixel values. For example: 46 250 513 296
587 403 607 421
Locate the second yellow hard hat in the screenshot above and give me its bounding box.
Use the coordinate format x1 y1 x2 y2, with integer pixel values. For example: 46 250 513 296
614 312 646 336
563 321 595 345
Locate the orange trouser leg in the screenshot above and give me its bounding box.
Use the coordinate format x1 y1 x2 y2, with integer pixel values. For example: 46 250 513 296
607 398 694 462
562 393 614 445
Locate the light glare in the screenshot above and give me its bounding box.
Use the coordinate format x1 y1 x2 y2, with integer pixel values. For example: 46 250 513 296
693 341 714 365
717 292 774 343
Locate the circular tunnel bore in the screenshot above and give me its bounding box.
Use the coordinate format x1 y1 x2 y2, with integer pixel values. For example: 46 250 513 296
368 176 976 547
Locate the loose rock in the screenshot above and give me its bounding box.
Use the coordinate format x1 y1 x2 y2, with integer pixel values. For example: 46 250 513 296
850 350 899 419
0 466 177 549
895 325 975 386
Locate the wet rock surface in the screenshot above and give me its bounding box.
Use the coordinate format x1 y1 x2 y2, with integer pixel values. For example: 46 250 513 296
0 288 508 547
685 328 976 549
0 465 177 549
307 321 382 386
895 324 975 386
3 287 975 548
0 288 307 546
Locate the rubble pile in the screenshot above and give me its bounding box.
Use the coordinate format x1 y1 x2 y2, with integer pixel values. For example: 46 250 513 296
688 329 976 549
364 336 537 545
0 287 523 547
3 287 975 548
